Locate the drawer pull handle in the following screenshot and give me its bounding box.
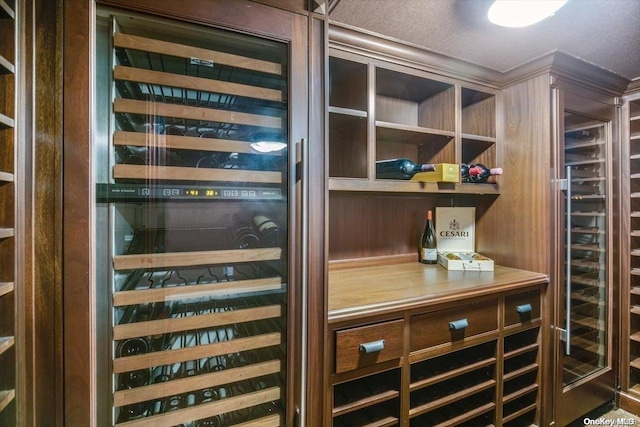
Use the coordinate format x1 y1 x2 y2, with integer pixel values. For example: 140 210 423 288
516 303 533 314
449 318 468 331
359 339 385 354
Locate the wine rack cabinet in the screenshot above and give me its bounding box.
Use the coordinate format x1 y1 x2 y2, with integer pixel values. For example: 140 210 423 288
90 6 302 425
0 0 16 423
620 90 640 409
327 25 498 195
327 262 546 426
562 112 609 387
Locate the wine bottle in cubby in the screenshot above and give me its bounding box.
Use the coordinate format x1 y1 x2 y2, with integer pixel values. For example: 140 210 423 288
376 158 436 179
461 163 503 183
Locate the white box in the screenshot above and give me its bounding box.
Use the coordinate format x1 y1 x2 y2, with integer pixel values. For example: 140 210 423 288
435 207 494 271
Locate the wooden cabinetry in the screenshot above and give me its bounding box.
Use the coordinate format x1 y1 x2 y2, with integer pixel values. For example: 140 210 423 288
327 262 546 426
0 0 16 423
328 25 498 195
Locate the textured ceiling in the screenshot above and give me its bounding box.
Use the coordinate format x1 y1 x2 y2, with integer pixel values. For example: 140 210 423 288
329 0 640 81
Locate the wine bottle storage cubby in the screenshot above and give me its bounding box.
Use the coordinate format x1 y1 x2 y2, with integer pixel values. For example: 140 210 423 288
327 38 499 194
502 326 539 426
409 340 497 424
563 113 608 386
461 87 496 168
96 10 291 426
375 67 455 173
0 0 15 423
332 369 400 427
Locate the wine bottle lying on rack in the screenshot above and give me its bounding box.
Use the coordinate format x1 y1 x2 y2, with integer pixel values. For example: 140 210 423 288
461 163 503 183
376 158 436 180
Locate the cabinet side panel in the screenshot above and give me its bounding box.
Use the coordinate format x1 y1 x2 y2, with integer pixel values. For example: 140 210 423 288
479 75 552 274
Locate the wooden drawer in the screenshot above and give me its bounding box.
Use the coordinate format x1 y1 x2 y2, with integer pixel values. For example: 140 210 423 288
504 290 541 327
334 319 404 374
410 299 498 352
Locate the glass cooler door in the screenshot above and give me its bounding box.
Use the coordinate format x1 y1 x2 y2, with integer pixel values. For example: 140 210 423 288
95 10 291 426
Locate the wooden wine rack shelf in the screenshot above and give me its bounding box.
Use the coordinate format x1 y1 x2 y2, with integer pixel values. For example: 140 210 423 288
113 98 282 130
113 131 273 156
115 386 280 427
332 389 400 417
114 276 283 306
0 113 13 129
409 357 497 392
409 379 496 418
112 247 282 270
0 336 14 359
114 66 283 103
113 304 281 341
113 32 282 76
0 390 15 414
113 332 281 374
114 359 280 407
113 164 282 184
0 0 14 19
0 282 13 298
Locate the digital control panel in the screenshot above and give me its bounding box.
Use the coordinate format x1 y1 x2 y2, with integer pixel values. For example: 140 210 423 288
97 183 283 201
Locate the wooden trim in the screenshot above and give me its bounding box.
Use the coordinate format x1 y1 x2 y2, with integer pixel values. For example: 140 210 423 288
113 164 282 184
114 32 282 75
113 65 284 102
115 387 281 427
620 390 640 416
113 332 281 373
113 98 283 129
328 22 503 88
113 304 282 340
112 247 282 270
113 360 280 406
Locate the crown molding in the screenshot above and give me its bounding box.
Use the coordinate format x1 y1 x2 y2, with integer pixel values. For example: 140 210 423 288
329 22 630 95
328 22 503 89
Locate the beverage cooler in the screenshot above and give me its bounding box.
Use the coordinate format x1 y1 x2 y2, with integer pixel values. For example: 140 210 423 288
554 87 616 425
90 7 301 426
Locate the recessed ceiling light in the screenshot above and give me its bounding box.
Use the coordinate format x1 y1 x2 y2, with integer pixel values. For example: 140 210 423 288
488 0 568 28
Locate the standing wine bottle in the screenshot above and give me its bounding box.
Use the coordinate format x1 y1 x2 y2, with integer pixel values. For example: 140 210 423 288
376 158 436 180
419 210 438 264
461 163 503 183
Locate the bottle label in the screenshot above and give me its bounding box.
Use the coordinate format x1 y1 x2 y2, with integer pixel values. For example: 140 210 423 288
421 248 438 261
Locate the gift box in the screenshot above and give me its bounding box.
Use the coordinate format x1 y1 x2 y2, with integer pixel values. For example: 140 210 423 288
435 207 494 271
411 163 459 183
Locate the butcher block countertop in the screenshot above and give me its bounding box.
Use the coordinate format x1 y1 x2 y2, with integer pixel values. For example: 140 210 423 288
328 257 548 324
